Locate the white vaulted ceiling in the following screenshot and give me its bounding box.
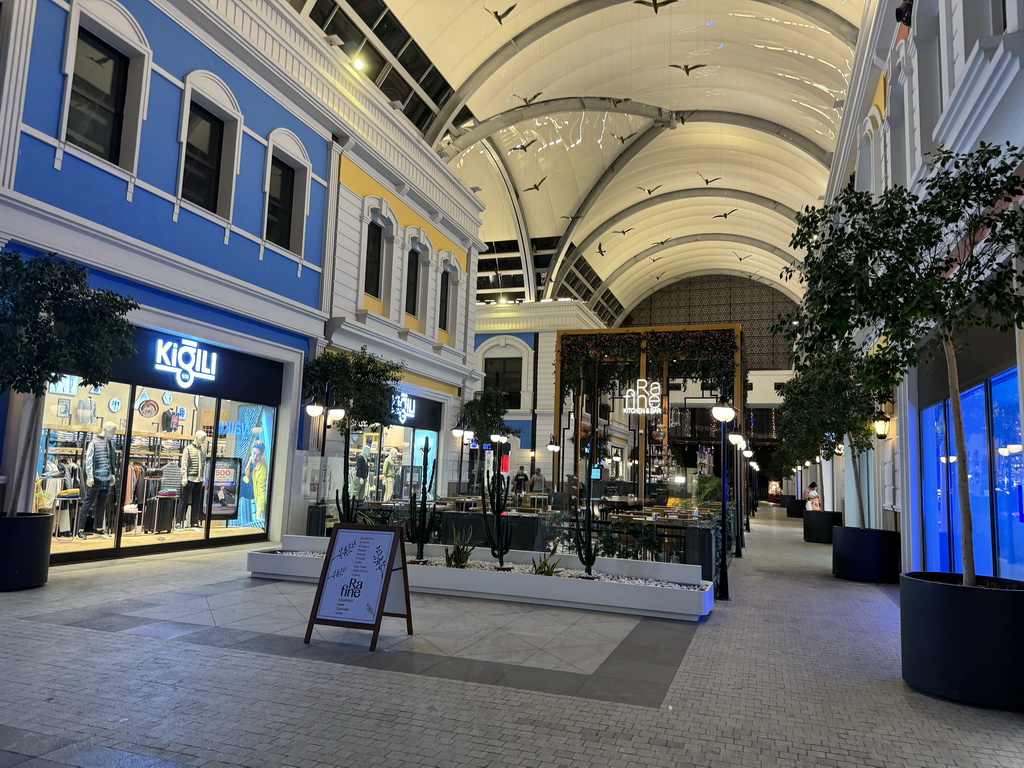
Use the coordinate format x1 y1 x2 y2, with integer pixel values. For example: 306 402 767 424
382 0 864 323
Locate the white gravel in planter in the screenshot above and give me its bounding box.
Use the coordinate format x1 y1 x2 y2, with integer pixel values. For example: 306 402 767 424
271 550 709 591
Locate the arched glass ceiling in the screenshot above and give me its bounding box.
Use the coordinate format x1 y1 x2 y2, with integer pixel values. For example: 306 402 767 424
379 0 864 310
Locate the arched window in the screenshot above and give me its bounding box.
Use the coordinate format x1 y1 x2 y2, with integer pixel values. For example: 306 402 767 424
59 0 152 174
177 71 243 220
365 221 384 298
263 128 311 255
438 270 451 332
405 245 420 317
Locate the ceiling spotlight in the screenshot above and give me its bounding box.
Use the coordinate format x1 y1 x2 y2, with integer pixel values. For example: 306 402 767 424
325 34 344 47
353 59 365 70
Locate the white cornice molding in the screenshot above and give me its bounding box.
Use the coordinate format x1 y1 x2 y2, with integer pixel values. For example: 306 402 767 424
156 0 484 249
326 321 476 390
0 188 327 338
932 33 1024 155
475 301 606 332
827 0 896 202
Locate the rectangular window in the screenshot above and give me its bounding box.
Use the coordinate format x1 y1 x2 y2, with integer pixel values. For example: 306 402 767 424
484 357 523 409
405 249 419 317
265 156 295 251
364 222 383 298
182 102 224 213
438 271 450 331
66 28 129 163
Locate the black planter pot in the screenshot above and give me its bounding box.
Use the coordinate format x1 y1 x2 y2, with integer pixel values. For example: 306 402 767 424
779 494 795 510
785 498 805 518
803 510 843 543
0 512 54 591
901 571 1024 710
832 526 901 583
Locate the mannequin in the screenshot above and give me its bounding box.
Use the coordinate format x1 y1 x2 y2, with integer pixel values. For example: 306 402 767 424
75 421 117 539
353 444 371 499
381 448 399 501
75 395 97 426
176 430 207 529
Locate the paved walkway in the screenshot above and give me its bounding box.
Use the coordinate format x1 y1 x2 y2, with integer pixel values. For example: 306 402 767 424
1 507 1022 767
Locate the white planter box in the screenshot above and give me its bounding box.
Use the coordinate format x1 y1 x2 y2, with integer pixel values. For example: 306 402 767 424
247 535 713 621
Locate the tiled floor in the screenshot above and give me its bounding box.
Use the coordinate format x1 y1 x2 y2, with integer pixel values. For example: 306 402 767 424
1 506 1023 767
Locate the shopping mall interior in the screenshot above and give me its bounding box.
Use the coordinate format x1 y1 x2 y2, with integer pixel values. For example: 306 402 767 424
2 0 1024 765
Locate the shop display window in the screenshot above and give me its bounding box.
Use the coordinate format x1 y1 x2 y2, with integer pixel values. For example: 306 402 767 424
39 376 275 555
991 369 1024 580
39 377 132 552
920 401 950 571
947 384 993 577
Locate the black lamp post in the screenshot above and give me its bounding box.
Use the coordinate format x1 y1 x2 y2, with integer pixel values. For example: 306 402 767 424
451 415 473 495
305 386 346 506
711 393 735 600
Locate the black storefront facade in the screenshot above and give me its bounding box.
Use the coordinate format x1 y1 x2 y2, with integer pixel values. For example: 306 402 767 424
40 326 284 563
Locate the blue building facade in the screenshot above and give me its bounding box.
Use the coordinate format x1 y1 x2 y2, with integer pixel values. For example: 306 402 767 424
0 0 333 559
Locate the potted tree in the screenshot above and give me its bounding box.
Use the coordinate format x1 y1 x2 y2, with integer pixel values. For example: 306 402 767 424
0 250 138 591
777 348 900 577
780 143 1024 709
302 347 403 530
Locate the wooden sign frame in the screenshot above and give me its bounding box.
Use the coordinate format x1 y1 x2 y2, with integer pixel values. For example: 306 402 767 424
304 523 413 651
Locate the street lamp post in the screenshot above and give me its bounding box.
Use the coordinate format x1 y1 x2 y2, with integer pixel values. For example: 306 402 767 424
711 394 736 600
451 416 473 495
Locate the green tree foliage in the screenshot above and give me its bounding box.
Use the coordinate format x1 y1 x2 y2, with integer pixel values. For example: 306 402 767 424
777 348 889 527
0 251 138 398
461 387 521 442
302 347 404 429
1 251 139 517
777 143 1024 584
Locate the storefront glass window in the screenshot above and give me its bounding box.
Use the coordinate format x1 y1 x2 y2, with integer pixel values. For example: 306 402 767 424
120 390 215 548
947 383 993 577
41 377 132 553
920 401 950 571
991 369 1024 579
40 377 276 555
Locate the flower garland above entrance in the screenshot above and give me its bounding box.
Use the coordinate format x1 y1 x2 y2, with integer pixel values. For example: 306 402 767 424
557 326 739 401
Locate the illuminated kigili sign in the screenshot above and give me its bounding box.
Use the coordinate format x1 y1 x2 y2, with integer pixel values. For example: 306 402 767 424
394 392 417 424
623 379 662 415
154 338 218 389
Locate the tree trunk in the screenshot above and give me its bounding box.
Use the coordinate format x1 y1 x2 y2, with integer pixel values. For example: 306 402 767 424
847 435 867 529
3 393 44 517
342 421 352 518
943 337 975 587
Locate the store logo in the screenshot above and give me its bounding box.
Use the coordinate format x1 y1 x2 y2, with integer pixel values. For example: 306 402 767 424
394 393 416 424
154 338 218 389
623 379 662 415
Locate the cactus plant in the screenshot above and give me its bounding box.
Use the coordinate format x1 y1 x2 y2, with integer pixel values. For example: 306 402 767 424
480 467 513 569
405 437 440 562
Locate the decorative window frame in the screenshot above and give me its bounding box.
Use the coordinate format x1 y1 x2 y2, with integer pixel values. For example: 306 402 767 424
436 250 461 339
175 70 243 223
359 196 398 316
57 0 152 176
475 335 533 413
403 227 433 326
261 127 311 257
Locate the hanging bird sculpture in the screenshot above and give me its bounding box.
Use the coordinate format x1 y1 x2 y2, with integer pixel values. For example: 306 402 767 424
486 4 516 25
634 0 679 15
669 63 707 76
522 176 547 192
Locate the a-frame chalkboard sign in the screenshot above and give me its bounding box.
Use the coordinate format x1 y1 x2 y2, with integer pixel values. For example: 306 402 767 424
304 523 413 651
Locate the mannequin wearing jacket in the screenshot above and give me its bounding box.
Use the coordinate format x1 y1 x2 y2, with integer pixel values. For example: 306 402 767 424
75 421 117 539
176 430 207 528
